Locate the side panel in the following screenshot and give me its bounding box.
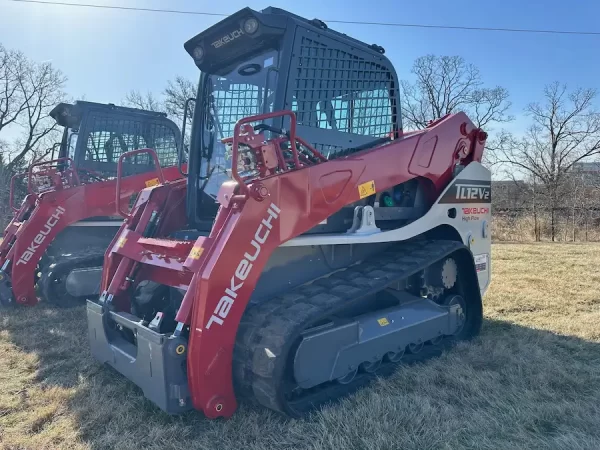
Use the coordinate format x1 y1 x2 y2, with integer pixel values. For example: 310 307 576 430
281 161 492 295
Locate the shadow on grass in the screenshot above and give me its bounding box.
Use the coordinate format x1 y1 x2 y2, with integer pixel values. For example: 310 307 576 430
2 304 600 450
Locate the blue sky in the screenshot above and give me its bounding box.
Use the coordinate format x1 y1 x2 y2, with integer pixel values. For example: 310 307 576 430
1 0 600 140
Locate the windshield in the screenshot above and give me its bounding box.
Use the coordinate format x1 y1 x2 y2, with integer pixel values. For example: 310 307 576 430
199 49 279 198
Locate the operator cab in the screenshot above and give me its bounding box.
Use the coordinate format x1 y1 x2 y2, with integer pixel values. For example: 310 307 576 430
185 7 428 233
49 101 182 179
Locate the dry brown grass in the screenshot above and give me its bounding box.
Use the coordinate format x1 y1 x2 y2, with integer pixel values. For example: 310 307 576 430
1 243 600 449
492 215 600 243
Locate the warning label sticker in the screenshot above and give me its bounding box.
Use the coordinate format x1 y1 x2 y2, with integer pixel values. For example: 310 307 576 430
377 317 390 326
145 178 160 188
189 246 204 260
474 254 488 273
358 180 376 199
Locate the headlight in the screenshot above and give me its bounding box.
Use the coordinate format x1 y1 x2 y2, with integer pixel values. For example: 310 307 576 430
243 17 259 34
192 45 204 61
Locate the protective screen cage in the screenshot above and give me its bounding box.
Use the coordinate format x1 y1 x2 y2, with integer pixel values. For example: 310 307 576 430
213 83 273 138
207 81 277 190
289 34 396 159
203 30 396 189
81 114 180 177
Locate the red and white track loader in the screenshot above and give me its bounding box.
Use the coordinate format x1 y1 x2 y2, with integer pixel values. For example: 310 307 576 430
0 101 185 307
86 7 492 420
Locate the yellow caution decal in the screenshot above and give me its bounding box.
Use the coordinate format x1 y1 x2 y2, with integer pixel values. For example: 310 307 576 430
117 237 127 248
189 246 204 260
377 317 389 326
358 180 376 199
145 178 160 188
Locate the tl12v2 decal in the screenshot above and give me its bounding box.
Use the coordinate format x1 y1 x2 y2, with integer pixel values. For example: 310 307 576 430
438 179 491 204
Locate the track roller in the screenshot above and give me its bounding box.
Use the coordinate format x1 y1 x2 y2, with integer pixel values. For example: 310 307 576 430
360 358 382 373
407 342 424 354
385 348 405 363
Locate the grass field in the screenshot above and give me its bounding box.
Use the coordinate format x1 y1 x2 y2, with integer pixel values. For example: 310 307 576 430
1 243 600 450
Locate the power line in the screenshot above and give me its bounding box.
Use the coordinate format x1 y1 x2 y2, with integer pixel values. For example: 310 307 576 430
6 0 600 36
6 0 227 16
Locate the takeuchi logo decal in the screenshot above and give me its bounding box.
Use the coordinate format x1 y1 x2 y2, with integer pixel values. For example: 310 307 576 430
439 179 491 204
211 28 245 49
16 206 66 265
206 202 281 329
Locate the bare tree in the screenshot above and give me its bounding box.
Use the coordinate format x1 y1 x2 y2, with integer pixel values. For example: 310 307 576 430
400 55 513 130
0 151 28 228
123 89 164 113
124 76 196 144
0 43 67 170
489 82 600 241
561 166 600 242
163 76 196 126
567 171 586 241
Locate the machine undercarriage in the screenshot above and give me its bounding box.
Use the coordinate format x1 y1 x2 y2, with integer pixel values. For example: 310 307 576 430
233 238 481 417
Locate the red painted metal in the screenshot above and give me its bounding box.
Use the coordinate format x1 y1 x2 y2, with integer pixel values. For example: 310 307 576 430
100 177 189 311
0 152 185 306
27 157 80 194
99 109 487 419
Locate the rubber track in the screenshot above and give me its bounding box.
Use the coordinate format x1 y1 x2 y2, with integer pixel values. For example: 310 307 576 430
233 238 476 417
38 249 105 307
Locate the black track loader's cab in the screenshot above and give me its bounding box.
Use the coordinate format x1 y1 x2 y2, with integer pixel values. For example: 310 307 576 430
49 101 182 178
184 7 406 231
